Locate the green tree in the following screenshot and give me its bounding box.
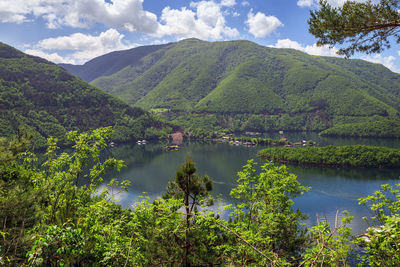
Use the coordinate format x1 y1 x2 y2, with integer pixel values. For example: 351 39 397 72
0 129 40 265
357 182 400 265
0 127 129 266
309 0 400 57
37 126 125 225
224 160 310 265
163 158 213 266
301 211 355 266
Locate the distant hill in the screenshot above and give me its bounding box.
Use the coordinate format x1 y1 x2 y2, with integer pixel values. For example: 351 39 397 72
62 39 400 134
0 43 173 148
59 44 169 83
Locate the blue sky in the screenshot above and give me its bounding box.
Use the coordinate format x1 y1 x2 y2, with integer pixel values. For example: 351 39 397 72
0 0 399 72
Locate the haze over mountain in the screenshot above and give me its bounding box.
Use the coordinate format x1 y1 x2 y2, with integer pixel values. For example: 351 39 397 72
61 38 400 133
0 42 172 148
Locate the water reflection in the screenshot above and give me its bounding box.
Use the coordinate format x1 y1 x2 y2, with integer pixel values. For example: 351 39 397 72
289 164 400 234
262 131 400 148
104 138 400 234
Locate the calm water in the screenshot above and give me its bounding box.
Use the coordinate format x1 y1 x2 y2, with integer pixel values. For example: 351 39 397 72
104 133 400 234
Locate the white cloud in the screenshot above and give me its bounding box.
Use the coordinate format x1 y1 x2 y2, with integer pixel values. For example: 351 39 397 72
25 29 137 64
0 0 239 41
0 0 159 33
194 1 222 27
297 0 314 8
0 0 47 24
246 11 283 38
297 0 379 8
325 0 379 6
273 38 339 57
304 43 338 57
362 54 400 73
220 0 236 7
274 39 304 50
37 29 127 51
241 1 250 6
273 39 400 72
0 11 26 24
24 49 75 64
150 39 170 45
157 1 239 40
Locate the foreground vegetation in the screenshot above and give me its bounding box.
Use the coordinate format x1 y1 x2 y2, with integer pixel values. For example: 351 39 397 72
258 145 400 168
1 128 400 266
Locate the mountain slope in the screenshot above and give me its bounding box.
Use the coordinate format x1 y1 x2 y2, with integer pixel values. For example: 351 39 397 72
0 43 173 148
59 43 169 83
62 39 400 133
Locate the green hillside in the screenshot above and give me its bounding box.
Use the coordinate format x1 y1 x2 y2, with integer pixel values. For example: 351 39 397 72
0 43 173 148
63 39 400 134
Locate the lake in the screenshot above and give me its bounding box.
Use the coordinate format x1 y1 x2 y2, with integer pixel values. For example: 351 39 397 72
104 133 400 234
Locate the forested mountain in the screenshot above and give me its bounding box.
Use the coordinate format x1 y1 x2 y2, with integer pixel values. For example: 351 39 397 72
61 38 400 133
0 43 173 148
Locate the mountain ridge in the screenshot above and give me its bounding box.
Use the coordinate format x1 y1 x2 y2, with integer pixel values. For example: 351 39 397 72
60 43 170 83
59 39 400 133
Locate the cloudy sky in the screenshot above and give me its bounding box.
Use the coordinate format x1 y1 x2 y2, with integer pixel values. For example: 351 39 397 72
1 0 399 72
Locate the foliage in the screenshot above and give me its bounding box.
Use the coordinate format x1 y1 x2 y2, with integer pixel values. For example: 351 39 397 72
359 182 400 223
320 118 400 138
301 211 355 266
0 132 39 264
358 182 400 265
163 158 213 210
309 0 400 57
225 160 310 265
358 214 400 266
28 222 86 266
0 42 173 148
0 127 131 265
163 158 213 266
259 145 400 168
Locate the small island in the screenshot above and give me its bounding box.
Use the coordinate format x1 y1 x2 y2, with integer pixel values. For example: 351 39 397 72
258 145 400 168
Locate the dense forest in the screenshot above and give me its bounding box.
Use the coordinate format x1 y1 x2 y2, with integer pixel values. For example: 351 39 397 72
319 118 400 138
61 38 400 136
0 43 174 149
1 128 399 266
258 145 400 168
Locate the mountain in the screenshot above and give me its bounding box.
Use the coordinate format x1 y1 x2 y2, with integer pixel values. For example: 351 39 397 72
61 38 400 133
59 43 169 83
0 42 173 148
